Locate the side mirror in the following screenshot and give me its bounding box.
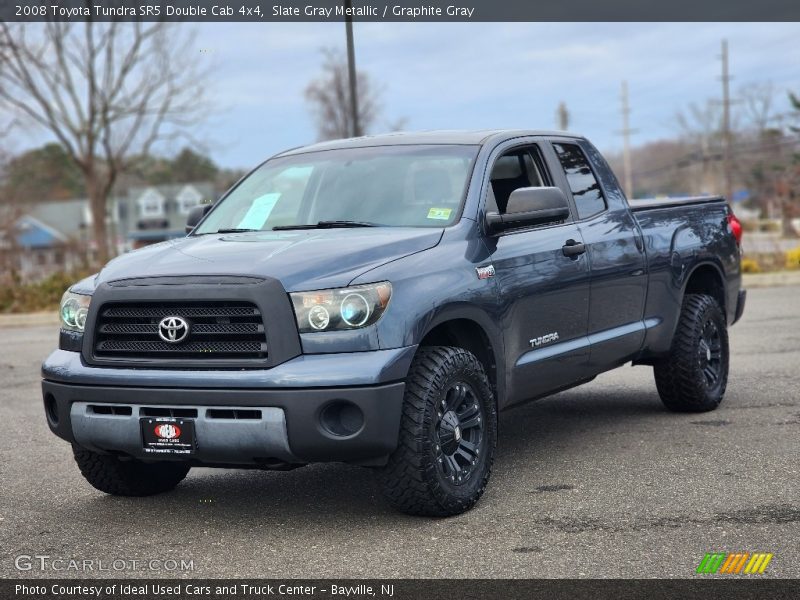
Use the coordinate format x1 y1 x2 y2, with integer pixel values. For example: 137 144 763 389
485 187 570 234
185 203 213 234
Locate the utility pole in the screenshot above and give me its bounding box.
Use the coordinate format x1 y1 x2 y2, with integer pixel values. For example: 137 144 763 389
556 101 569 130
618 80 637 199
720 39 733 202
344 0 361 137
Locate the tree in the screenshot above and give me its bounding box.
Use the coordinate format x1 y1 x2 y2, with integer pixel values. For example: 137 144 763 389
0 21 208 264
675 100 726 194
171 147 219 183
740 82 777 134
125 147 219 186
3 143 84 201
790 92 800 133
304 48 385 141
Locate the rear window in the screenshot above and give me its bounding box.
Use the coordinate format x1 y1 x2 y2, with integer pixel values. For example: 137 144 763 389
553 143 606 220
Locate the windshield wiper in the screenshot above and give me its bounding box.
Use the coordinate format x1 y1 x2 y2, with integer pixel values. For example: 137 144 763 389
273 220 379 230
215 228 261 234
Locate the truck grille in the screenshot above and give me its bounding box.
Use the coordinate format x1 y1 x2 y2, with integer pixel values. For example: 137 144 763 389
93 302 267 360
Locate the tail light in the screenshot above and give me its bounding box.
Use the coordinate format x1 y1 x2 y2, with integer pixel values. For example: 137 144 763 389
727 212 743 246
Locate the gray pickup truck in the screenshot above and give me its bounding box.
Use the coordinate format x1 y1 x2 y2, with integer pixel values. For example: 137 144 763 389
42 130 745 516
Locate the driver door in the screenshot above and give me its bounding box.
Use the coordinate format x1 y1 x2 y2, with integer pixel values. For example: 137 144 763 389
482 143 592 406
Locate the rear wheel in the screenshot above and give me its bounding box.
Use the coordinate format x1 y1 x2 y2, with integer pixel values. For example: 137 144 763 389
380 346 497 517
654 294 729 412
72 445 190 496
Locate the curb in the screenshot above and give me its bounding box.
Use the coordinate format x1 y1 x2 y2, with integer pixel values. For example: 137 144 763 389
0 311 60 329
742 271 800 289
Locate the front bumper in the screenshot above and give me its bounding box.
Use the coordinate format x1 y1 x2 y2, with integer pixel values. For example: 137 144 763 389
41 346 415 465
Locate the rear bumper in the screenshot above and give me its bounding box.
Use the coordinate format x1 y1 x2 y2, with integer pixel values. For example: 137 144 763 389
41 347 415 465
733 289 747 324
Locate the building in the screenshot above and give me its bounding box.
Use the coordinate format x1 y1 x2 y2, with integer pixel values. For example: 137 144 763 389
1 182 214 281
116 183 214 249
1 199 95 281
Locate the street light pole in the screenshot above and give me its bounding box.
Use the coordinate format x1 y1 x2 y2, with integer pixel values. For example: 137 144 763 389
344 0 360 137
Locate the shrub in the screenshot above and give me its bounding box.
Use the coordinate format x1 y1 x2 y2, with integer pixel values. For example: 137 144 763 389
786 247 800 270
0 270 91 313
741 258 761 274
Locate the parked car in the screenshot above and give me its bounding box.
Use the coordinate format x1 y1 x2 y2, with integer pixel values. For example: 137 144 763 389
42 130 745 516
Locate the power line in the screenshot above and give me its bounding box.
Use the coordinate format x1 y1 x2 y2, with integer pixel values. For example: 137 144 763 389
633 134 800 178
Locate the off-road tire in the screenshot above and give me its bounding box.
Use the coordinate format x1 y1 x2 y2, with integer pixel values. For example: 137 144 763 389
654 293 729 412
381 346 497 517
72 445 191 496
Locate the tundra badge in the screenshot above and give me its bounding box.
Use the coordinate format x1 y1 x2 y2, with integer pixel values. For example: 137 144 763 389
530 332 559 347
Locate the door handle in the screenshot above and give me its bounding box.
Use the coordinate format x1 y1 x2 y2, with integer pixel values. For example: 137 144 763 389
562 239 586 258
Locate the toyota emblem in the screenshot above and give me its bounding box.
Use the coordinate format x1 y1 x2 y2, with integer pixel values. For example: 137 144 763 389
158 316 190 344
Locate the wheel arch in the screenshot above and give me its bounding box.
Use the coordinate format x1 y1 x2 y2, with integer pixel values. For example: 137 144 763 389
683 261 726 315
416 307 505 406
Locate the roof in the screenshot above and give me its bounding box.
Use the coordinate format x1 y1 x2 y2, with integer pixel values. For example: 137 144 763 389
15 215 69 249
31 198 90 238
276 129 584 157
126 182 214 200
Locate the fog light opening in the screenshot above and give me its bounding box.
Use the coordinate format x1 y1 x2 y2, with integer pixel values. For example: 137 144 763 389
320 401 364 437
44 394 60 427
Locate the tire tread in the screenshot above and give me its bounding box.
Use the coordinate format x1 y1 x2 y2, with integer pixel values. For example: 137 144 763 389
654 293 729 412
381 346 497 517
72 445 190 496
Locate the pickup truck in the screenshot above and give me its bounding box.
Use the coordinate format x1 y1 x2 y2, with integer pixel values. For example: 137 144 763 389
42 130 746 516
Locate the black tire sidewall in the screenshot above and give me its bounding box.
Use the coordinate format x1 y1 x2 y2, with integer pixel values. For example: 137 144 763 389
382 346 497 516
688 298 729 404
655 294 730 412
422 356 497 503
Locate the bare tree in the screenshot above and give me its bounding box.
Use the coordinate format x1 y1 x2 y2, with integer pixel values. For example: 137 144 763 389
0 21 208 264
675 100 725 194
0 142 25 281
740 82 777 134
304 48 384 141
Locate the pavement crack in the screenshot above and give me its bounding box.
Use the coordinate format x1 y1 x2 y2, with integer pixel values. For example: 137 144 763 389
522 504 800 534
531 484 575 493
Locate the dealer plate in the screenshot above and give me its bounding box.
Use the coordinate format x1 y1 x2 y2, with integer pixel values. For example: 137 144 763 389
140 418 195 456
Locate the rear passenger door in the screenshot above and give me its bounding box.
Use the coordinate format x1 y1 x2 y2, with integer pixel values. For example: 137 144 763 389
482 143 592 406
550 140 648 371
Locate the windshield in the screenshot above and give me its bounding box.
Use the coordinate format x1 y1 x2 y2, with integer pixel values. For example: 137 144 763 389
194 144 479 233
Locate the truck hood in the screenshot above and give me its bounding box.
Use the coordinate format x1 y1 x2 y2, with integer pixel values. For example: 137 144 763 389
97 227 444 291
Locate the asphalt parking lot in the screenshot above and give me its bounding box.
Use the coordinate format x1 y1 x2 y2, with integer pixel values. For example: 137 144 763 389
0 285 798 579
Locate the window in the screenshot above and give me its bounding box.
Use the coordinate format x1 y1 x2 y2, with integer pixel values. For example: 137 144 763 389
176 186 204 214
487 148 546 214
553 143 606 219
136 188 166 218
193 145 479 233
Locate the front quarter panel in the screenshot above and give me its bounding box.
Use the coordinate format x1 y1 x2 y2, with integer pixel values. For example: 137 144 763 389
350 219 505 391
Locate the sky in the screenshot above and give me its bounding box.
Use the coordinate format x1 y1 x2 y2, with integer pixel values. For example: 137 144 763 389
5 22 800 169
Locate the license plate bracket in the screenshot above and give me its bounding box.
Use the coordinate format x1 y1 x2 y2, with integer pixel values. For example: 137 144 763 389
140 417 195 456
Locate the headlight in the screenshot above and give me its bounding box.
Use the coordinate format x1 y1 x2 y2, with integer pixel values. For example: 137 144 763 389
59 291 91 333
290 282 392 334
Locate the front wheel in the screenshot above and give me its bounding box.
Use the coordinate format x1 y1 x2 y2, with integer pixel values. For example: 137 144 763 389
380 346 497 517
653 293 730 412
72 445 191 496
